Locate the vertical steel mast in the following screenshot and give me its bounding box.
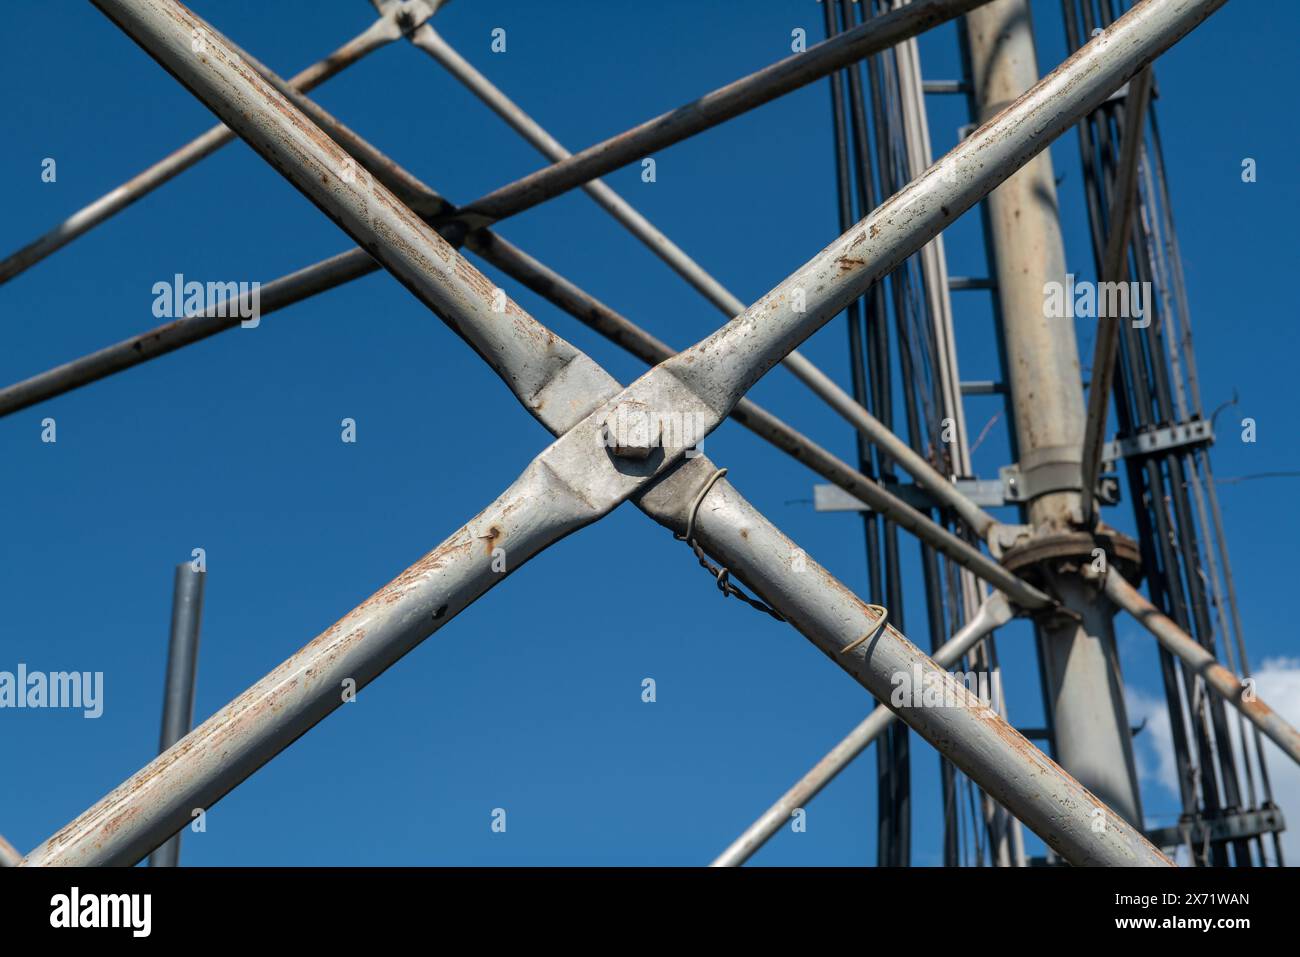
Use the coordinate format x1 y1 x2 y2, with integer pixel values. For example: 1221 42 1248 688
962 0 1145 826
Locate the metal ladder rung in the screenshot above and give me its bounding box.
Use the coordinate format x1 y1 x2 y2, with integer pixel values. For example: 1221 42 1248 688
922 79 970 95
960 381 1006 395
949 276 996 291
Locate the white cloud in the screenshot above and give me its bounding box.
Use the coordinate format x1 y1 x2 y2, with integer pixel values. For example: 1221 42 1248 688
1127 658 1300 866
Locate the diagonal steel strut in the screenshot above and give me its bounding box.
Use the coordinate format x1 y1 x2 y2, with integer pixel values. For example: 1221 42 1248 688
1079 67 1154 527
380 4 1000 539
451 0 992 231
22 0 1224 867
0 0 996 550
712 591 1016 866
0 0 981 290
1094 567 1300 768
0 43 1051 608
0 2 432 285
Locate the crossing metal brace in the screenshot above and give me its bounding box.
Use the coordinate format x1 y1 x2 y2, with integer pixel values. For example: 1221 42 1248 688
374 0 1002 541
0 31 1052 610
19 0 1236 866
0 0 979 296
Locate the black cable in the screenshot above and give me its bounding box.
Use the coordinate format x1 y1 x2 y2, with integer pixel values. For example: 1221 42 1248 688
824 0 896 868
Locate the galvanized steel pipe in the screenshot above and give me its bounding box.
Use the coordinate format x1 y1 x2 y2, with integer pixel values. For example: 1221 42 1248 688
659 0 1228 426
21 457 618 866
1099 568 1300 768
0 8 416 285
710 592 1015 867
636 460 1170 866
1079 67 1154 526
148 564 206 868
456 0 993 229
398 18 999 537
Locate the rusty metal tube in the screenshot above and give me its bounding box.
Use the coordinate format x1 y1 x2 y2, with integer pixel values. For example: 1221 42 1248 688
635 461 1170 866
0 10 411 285
0 36 1042 609
1079 67 1154 525
1098 568 1300 768
659 0 1228 426
20 457 617 867
401 18 1000 539
455 0 992 229
710 593 1014 867
0 249 378 417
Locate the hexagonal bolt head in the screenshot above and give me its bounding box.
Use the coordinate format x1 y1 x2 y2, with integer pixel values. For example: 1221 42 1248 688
602 400 660 460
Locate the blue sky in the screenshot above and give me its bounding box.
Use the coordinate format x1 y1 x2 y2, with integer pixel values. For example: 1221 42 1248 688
1 0 1295 866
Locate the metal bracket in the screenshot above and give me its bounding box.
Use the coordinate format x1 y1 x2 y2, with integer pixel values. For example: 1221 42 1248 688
997 445 1122 505
1145 806 1287 851
812 480 1120 548
1102 418 1214 465
999 445 1084 502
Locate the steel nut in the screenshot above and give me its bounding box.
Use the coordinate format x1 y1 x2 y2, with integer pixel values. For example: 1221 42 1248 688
602 400 659 460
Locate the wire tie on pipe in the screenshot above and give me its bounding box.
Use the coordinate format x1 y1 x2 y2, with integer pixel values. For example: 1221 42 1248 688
674 467 785 623
839 604 890 655
677 467 729 544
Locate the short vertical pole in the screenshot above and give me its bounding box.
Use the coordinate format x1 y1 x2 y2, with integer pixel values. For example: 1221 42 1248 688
148 563 205 867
